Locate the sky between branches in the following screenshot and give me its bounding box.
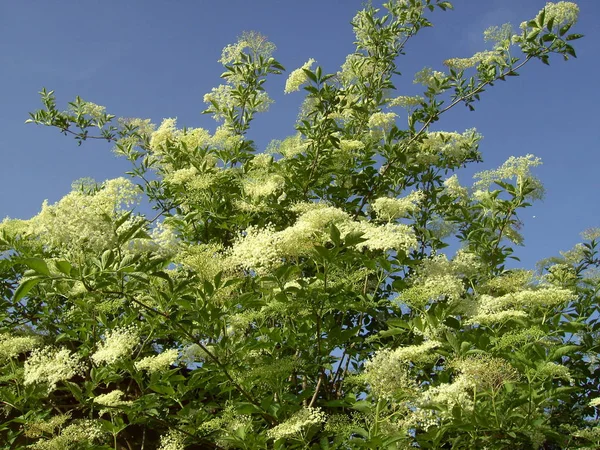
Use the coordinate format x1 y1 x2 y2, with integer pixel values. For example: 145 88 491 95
0 0 598 270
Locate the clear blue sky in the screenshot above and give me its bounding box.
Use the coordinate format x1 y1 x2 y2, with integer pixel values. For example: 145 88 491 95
1 0 598 269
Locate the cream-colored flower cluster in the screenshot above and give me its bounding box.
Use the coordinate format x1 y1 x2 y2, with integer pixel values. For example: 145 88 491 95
421 355 518 416
267 407 326 440
416 129 481 166
363 341 440 400
520 2 579 31
368 112 397 132
227 204 418 273
444 50 506 71
93 389 133 416
473 154 544 200
371 191 423 222
29 420 104 450
24 347 85 392
399 251 482 309
413 67 447 90
204 84 272 122
135 348 179 373
388 95 423 109
91 326 139 365
20 177 138 253
284 59 316 94
0 332 41 361
268 134 311 159
158 430 186 450
532 361 573 384
150 118 241 156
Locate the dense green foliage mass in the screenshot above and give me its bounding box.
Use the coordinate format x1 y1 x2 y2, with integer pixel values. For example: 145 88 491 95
1 1 598 449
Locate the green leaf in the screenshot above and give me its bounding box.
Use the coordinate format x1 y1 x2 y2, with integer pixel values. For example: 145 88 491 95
13 276 44 302
21 258 50 276
54 260 72 276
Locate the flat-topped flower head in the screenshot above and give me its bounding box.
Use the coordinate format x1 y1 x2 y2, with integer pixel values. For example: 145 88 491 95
91 326 139 365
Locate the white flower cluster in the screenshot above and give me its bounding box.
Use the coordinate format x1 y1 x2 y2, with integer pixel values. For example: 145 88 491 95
29 420 104 450
158 430 186 450
473 154 544 200
443 174 468 200
521 2 579 30
24 347 85 392
399 251 482 309
135 348 179 374
23 178 138 252
368 112 397 134
284 59 316 94
0 333 41 361
267 407 326 440
91 326 139 365
416 129 481 166
227 204 418 273
371 191 423 222
444 50 505 71
363 341 440 400
93 389 132 408
413 67 447 90
93 389 133 416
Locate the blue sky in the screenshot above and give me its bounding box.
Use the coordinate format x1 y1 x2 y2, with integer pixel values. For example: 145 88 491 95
1 0 598 269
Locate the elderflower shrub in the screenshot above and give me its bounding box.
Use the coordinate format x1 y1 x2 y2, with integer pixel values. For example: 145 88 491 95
11 2 588 449
23 347 85 392
91 326 139 365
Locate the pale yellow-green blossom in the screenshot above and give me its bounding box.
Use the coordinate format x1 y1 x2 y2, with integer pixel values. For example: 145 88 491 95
267 407 326 440
135 348 179 373
521 2 579 31
416 129 481 166
24 414 71 438
363 342 441 400
466 309 528 326
444 50 505 70
93 389 133 415
0 333 41 361
158 430 186 450
371 191 423 222
401 274 465 309
91 326 139 365
23 178 138 252
368 112 397 131
413 67 447 89
24 347 85 392
388 95 423 109
589 398 600 408
284 59 316 93
532 361 573 384
473 154 544 199
29 420 104 450
93 389 132 408
477 286 574 314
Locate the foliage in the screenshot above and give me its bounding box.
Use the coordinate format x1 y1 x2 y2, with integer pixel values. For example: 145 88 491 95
1 1 597 449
